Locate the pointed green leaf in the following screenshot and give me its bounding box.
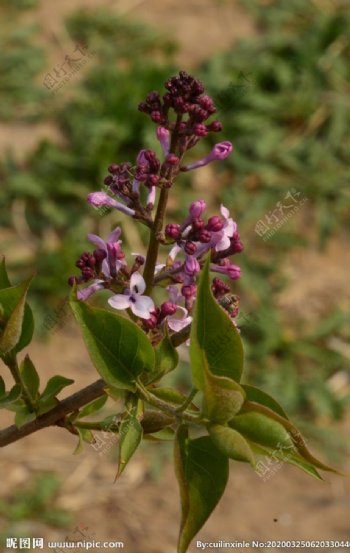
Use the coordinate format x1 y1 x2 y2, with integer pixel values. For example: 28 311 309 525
117 398 143 478
242 385 288 418
230 412 295 450
208 424 255 466
190 257 244 389
203 366 245 423
175 427 229 553
250 443 323 480
0 384 21 407
70 294 155 391
0 277 34 355
78 395 108 419
40 375 74 403
73 427 95 455
20 355 40 400
241 401 338 474
0 258 11 289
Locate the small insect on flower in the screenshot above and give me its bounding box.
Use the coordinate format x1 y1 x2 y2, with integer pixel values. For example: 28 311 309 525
218 293 240 316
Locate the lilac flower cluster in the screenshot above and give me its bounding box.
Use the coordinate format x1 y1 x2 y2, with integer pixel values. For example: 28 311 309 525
69 71 243 341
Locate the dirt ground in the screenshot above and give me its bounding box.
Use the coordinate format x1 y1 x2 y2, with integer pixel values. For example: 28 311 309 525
0 1 349 552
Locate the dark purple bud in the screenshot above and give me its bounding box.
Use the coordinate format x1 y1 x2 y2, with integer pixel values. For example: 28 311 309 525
184 241 197 255
68 276 78 286
146 174 160 187
165 223 182 240
207 120 222 132
192 217 205 231
94 249 107 263
211 277 230 298
160 301 177 316
108 163 119 174
207 216 224 232
104 175 113 186
198 229 212 243
181 284 197 299
151 111 162 123
193 123 208 137
165 154 180 166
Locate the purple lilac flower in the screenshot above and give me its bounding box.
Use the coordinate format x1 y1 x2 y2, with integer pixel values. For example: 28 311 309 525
181 141 233 171
88 227 126 278
108 272 155 319
156 127 170 156
87 192 135 217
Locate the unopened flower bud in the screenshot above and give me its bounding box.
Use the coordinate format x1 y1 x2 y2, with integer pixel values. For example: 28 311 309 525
165 223 182 240
108 163 119 174
184 241 197 255
189 199 206 218
181 284 196 299
198 229 211 243
207 120 222 132
192 217 205 231
160 301 177 316
207 215 224 232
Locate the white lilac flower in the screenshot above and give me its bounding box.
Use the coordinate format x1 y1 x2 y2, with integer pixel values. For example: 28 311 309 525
108 272 155 319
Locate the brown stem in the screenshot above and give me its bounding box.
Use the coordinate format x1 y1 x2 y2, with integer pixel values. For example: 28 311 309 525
0 325 191 447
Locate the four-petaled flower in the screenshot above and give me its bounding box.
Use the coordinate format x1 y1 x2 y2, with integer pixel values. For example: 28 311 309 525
108 273 155 319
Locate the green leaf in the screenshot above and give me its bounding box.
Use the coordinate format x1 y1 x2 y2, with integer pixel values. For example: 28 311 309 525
20 355 40 400
190 257 244 389
36 397 58 415
0 376 5 397
175 426 229 553
40 375 74 403
78 395 108 419
203 368 245 424
116 397 143 478
230 411 295 450
0 384 21 407
70 294 155 391
250 443 323 480
0 277 34 355
151 387 191 407
14 406 37 428
0 258 11 289
73 427 95 455
153 328 179 379
242 385 289 418
208 424 255 466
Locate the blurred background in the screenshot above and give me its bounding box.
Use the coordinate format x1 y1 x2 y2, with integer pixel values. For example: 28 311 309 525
0 0 349 551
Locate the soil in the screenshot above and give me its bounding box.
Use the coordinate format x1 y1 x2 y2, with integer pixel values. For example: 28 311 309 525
0 1 349 552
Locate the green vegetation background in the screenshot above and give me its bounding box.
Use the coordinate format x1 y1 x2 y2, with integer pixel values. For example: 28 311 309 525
0 0 349 461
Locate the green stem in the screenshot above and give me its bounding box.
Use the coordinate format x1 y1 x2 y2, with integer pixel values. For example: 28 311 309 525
143 187 169 295
143 115 182 295
135 380 201 425
175 388 198 413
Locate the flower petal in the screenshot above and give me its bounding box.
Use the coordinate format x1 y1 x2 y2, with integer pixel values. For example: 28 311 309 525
87 233 107 251
77 281 104 301
215 234 231 252
220 204 230 220
168 315 192 332
107 227 122 244
130 272 146 295
132 295 155 319
108 294 131 311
